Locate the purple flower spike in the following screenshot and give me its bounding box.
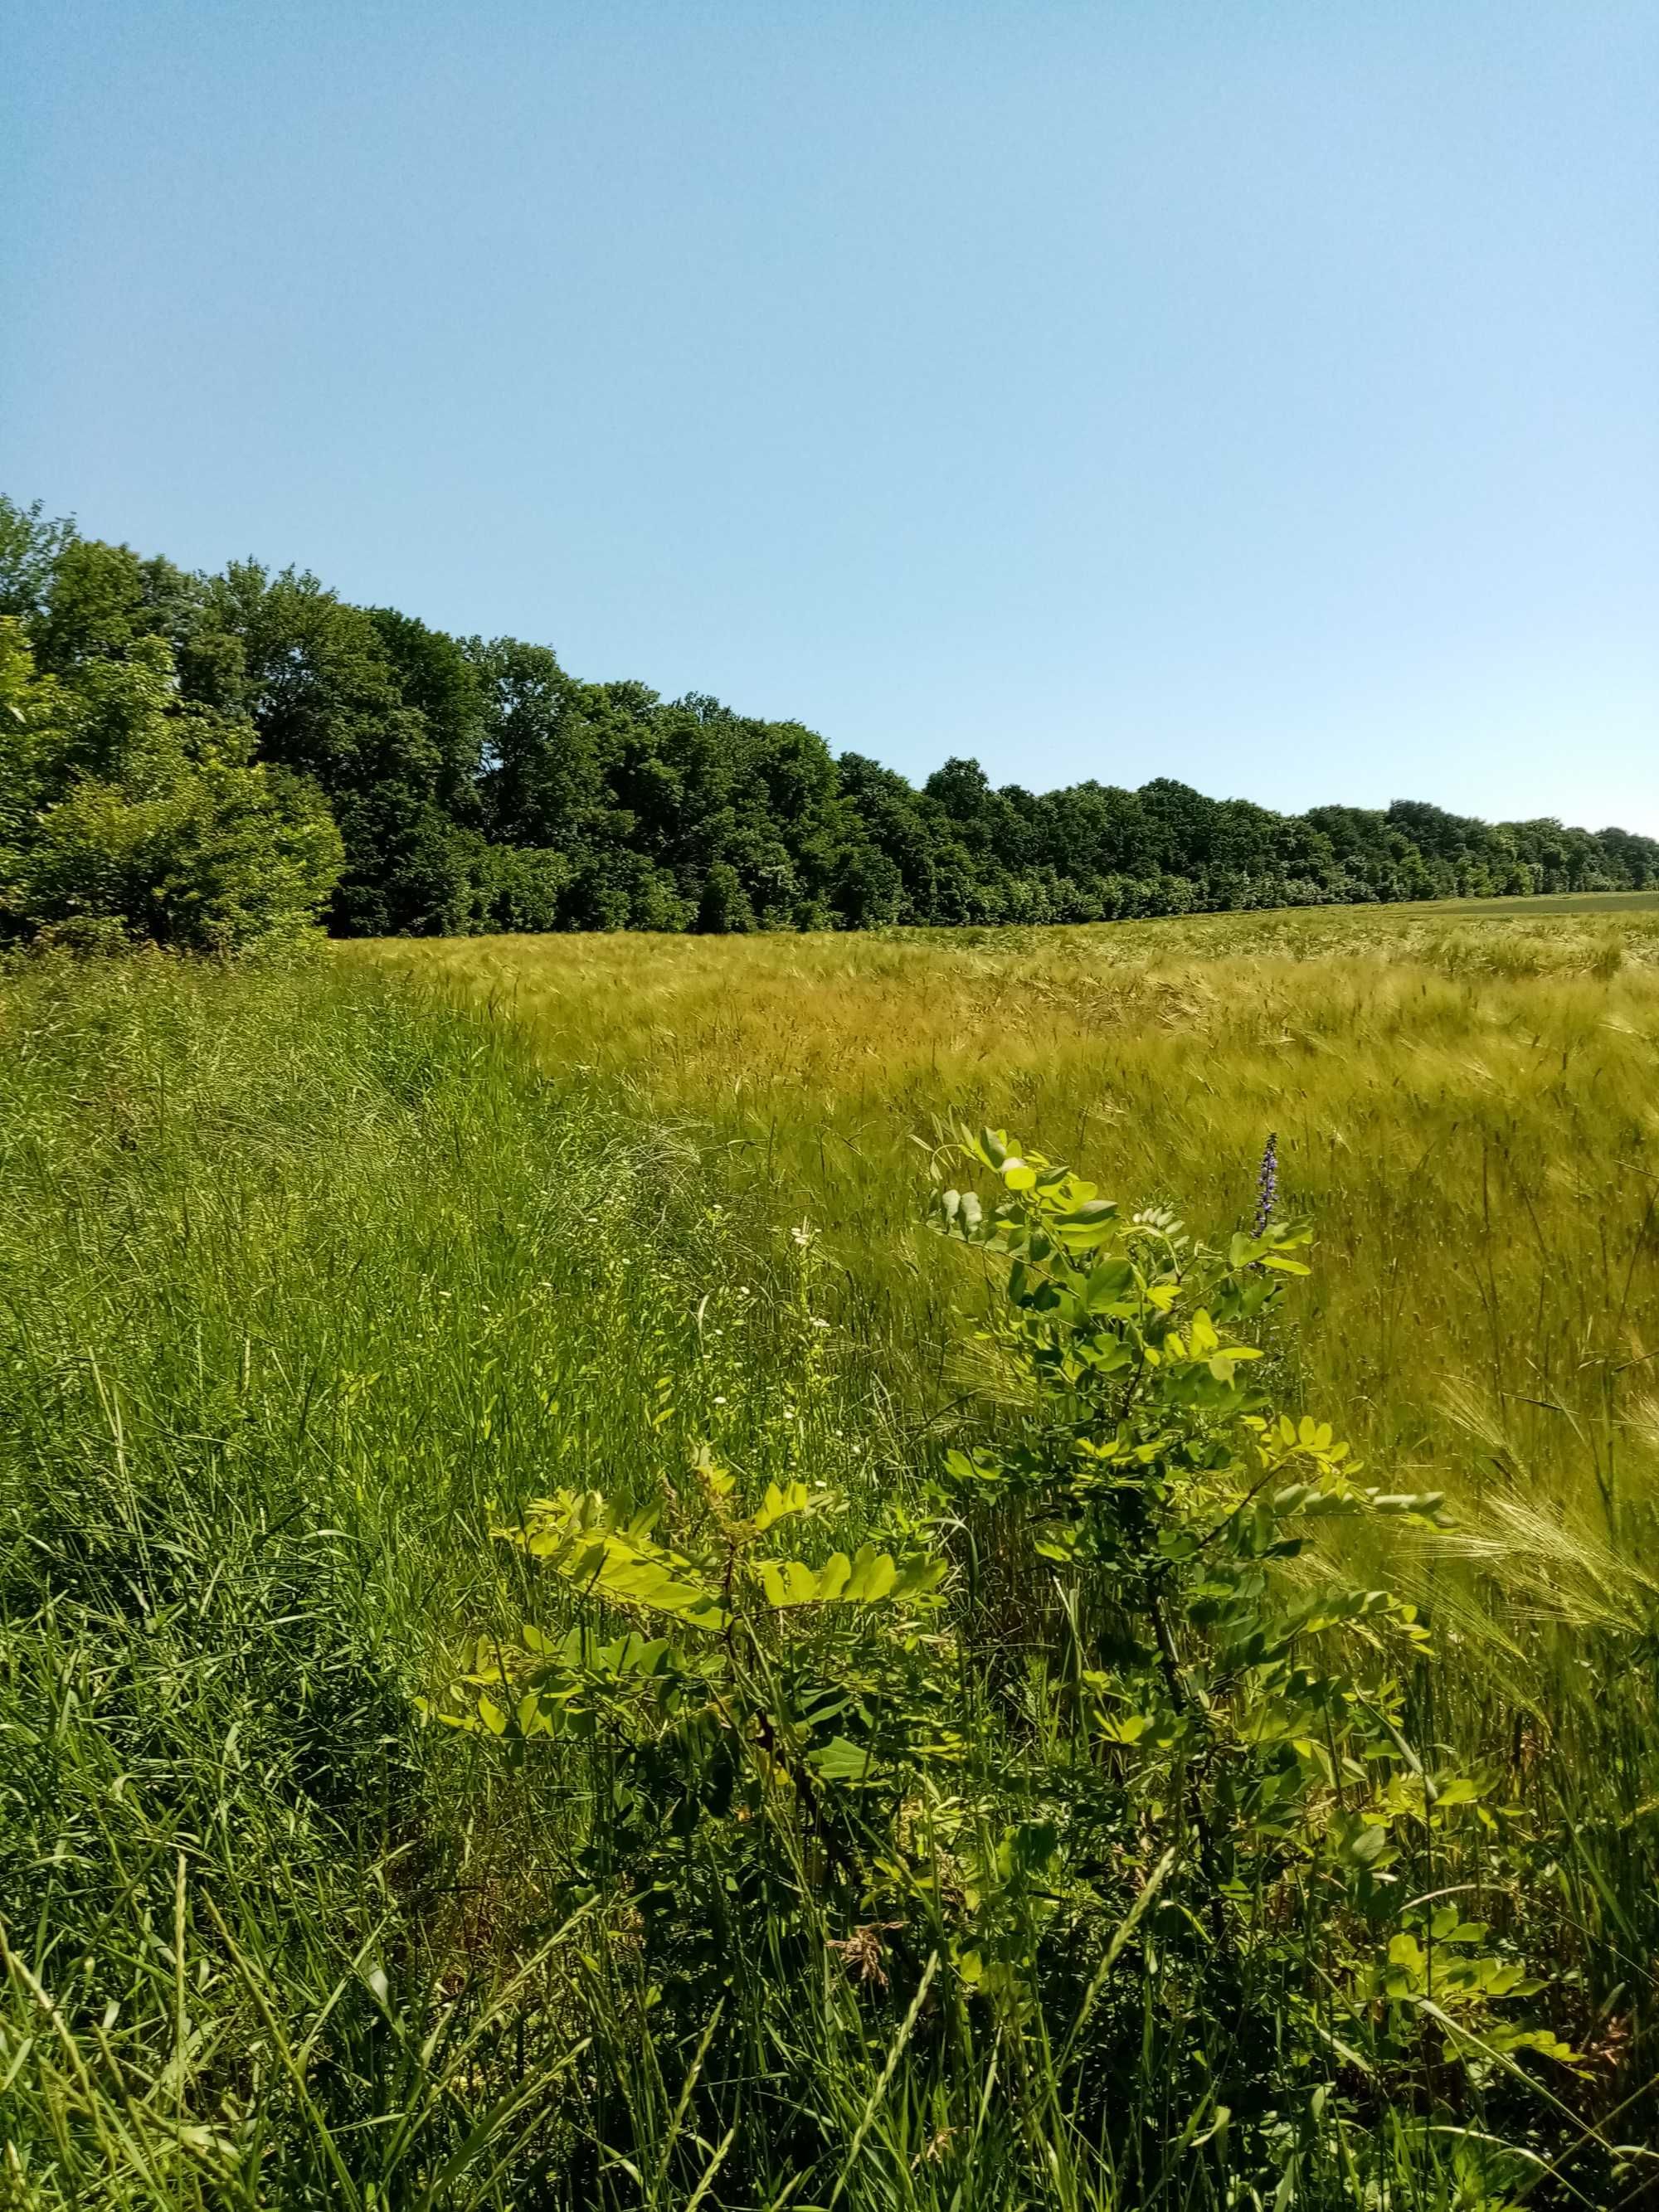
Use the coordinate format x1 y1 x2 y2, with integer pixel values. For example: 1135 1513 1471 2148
1253 1132 1278 1236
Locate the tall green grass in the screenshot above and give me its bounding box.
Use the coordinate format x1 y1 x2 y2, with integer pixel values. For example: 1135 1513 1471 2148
2 939 1657 2208
0 952 899 2206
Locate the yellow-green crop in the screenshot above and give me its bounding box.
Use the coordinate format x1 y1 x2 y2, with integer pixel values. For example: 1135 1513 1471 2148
354 902 1659 1548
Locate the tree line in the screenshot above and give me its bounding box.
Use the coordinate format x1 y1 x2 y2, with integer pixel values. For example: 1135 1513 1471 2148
2 493 1652 951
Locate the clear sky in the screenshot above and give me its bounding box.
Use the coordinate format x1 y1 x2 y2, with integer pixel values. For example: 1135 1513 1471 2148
4 1 1656 830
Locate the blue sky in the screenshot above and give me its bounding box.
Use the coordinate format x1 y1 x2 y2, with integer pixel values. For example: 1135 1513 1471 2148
4 1 1656 830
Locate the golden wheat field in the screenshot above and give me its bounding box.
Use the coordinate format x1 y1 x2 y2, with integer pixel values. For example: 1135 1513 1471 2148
353 900 1659 1597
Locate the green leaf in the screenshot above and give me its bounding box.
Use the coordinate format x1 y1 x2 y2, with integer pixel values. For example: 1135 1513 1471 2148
750 1479 828 1532
1082 1259 1134 1310
1331 1813 1392 1868
1433 1775 1483 1807
569 1539 727 1629
759 1557 830 1607
502 1492 727 1629
975 1128 1010 1169
1486 2025 1581 2065
758 1544 943 1607
807 1735 873 1783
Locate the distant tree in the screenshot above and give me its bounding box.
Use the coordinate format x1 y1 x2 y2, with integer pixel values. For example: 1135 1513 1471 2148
696 859 755 934
472 636 600 848
1594 825 1655 888
8 492 1655 942
835 754 938 919
36 538 191 668
0 496 77 621
0 620 341 951
924 756 995 855
369 608 488 818
474 843 574 933
830 843 904 928
203 563 435 799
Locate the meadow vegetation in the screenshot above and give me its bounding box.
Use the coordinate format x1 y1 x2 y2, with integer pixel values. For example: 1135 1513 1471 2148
2 903 1658 2207
361 902 1659 1544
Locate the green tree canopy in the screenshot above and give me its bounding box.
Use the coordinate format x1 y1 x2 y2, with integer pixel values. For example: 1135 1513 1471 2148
3 491 1653 942
0 615 341 953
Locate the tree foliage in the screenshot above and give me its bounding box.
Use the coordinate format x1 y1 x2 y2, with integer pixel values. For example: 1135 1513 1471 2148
0 616 341 952
4 492 1652 944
